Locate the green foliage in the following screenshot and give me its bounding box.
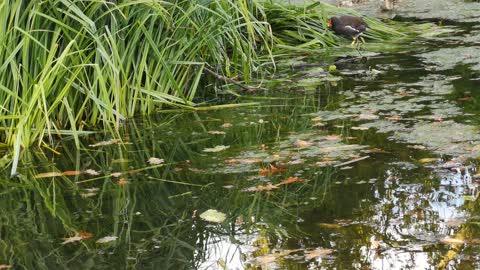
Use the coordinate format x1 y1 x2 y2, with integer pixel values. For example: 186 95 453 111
0 0 409 175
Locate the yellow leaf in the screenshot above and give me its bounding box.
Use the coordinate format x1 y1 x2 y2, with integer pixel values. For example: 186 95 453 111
419 158 438 164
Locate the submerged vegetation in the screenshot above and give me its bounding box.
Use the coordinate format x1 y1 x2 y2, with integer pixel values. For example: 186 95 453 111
0 0 407 171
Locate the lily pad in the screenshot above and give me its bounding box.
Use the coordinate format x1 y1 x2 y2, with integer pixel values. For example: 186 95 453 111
199 209 227 223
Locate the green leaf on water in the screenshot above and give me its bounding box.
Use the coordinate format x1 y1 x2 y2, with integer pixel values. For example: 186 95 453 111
199 209 226 223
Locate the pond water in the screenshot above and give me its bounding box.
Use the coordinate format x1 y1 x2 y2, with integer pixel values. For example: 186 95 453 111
2 11 480 270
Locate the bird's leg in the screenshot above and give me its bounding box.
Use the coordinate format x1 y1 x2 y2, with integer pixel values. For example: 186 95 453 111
350 36 357 47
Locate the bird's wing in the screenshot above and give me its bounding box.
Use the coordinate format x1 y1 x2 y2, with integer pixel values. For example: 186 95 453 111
344 25 360 33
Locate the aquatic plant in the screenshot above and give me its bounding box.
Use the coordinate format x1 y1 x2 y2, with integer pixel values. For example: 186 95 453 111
0 0 407 174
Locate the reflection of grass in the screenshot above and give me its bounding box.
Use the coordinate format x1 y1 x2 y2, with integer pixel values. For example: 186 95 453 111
0 89 346 268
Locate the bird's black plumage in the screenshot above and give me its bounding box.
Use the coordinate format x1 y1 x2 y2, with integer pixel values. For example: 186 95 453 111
328 15 368 40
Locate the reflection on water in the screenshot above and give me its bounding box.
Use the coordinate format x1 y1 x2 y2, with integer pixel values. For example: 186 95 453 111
3 15 480 270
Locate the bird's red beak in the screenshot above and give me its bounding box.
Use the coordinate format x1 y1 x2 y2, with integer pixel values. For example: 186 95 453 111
327 19 332 27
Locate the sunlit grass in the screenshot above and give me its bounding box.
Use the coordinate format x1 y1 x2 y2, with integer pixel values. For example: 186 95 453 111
0 0 410 175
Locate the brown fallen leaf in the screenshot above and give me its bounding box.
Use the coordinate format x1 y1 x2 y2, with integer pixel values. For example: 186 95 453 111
278 177 304 185
294 139 312 148
305 248 333 260
386 115 402 121
259 164 286 176
270 164 286 174
62 231 93 244
35 172 63 179
259 167 270 176
326 135 342 141
0 265 12 269
458 96 473 102
118 178 129 186
63 171 82 176
221 123 233 128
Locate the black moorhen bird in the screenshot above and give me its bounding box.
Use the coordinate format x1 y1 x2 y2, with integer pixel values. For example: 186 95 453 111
327 15 368 46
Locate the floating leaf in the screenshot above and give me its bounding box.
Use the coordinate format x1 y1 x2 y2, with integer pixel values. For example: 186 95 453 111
294 139 312 148
440 237 465 245
221 123 233 128
62 231 93 245
260 164 286 175
326 135 341 141
96 236 118 244
118 178 129 186
35 172 63 179
386 115 402 121
83 169 100 176
63 170 82 176
278 177 304 185
270 164 286 174
0 265 12 269
259 167 270 176
317 223 342 229
111 172 122 178
243 184 279 192
351 126 369 131
203 145 230 153
255 255 276 265
225 158 262 164
89 139 121 147
358 114 379 120
199 209 227 223
80 192 97 198
147 157 165 165
287 159 305 165
419 158 438 164
305 248 333 260
208 130 226 135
